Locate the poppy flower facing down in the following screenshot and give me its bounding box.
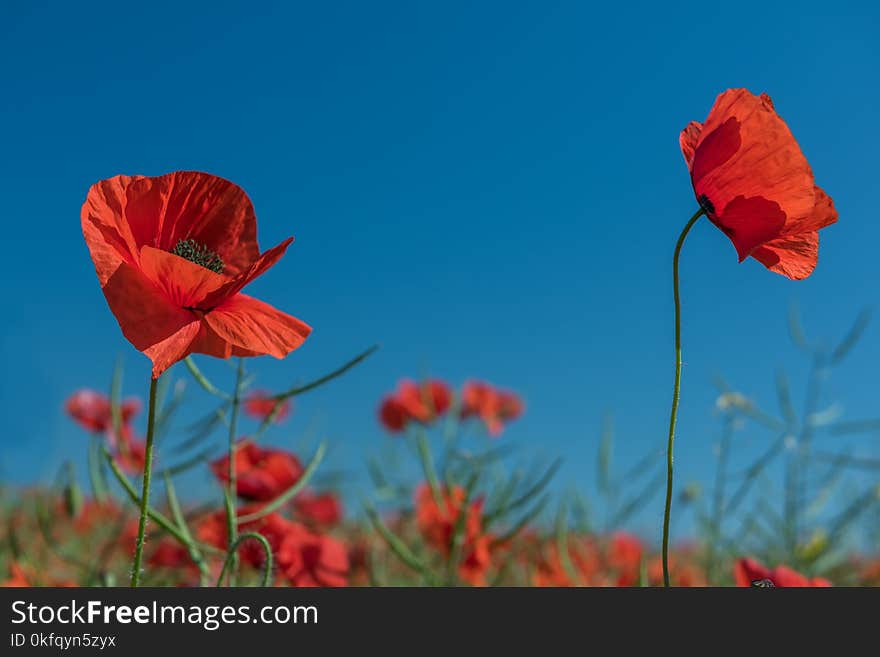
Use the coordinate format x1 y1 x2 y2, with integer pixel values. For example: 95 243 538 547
277 524 350 587
460 380 524 436
65 389 140 434
294 490 344 527
244 390 292 423
81 171 312 378
681 89 837 279
210 440 304 502
734 558 831 587
378 379 452 433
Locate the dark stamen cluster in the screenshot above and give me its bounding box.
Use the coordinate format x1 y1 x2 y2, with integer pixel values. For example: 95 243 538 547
698 193 716 215
170 239 224 274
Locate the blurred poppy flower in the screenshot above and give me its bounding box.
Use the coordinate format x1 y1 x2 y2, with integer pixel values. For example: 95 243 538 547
210 440 303 502
196 506 296 570
1 563 77 588
244 390 292 423
113 436 147 475
277 524 350 587
378 379 452 433
607 532 644 586
533 538 602 587
81 171 311 378
294 491 344 527
460 380 524 436
65 389 140 434
680 88 837 279
415 483 483 554
734 558 831 587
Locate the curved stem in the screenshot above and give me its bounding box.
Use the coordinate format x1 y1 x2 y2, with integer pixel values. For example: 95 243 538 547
130 376 159 587
661 207 704 588
216 532 273 587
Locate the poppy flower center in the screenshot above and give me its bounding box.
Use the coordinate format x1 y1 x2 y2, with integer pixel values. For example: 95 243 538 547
698 193 716 216
170 239 225 274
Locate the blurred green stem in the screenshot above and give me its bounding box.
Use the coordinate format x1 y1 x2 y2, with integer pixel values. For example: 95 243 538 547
130 376 158 587
661 207 704 588
225 358 245 586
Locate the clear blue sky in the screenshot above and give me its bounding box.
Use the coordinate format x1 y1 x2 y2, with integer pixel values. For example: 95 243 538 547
1 1 878 538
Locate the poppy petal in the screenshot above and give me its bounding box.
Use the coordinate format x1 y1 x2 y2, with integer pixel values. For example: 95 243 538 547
751 231 819 280
204 293 311 359
692 89 815 227
784 185 838 235
713 195 788 261
155 172 261 276
679 121 702 170
202 238 294 308
102 262 201 376
138 246 229 309
81 176 145 285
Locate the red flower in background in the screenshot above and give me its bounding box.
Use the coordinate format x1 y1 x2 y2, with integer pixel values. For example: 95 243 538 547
415 484 483 553
244 390 291 423
277 524 350 587
65 389 140 434
378 379 452 433
81 171 311 378
210 440 303 501
607 532 644 586
734 558 831 587
196 507 297 569
294 491 344 527
414 483 494 585
680 88 837 279
460 380 524 436
113 435 147 475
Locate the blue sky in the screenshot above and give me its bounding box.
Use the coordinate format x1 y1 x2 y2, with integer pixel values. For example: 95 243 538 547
1 1 878 540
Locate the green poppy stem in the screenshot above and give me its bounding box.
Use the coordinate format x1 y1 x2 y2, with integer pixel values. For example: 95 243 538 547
661 207 704 588
130 376 159 587
224 358 245 586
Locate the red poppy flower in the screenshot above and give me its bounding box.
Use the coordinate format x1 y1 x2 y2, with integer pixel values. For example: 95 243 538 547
607 532 644 586
113 434 147 475
196 506 296 569
419 499 496 586
378 379 452 433
460 380 524 436
734 558 831 587
81 171 312 378
244 390 292 423
533 538 602 587
458 534 494 587
414 483 484 555
65 389 140 434
680 89 837 279
277 524 350 587
294 491 343 527
210 440 304 502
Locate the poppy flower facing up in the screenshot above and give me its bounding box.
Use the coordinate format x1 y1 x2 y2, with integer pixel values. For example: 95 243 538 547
210 440 304 502
81 171 312 378
460 380 524 437
734 558 831 587
680 88 837 279
244 390 292 423
378 379 453 433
